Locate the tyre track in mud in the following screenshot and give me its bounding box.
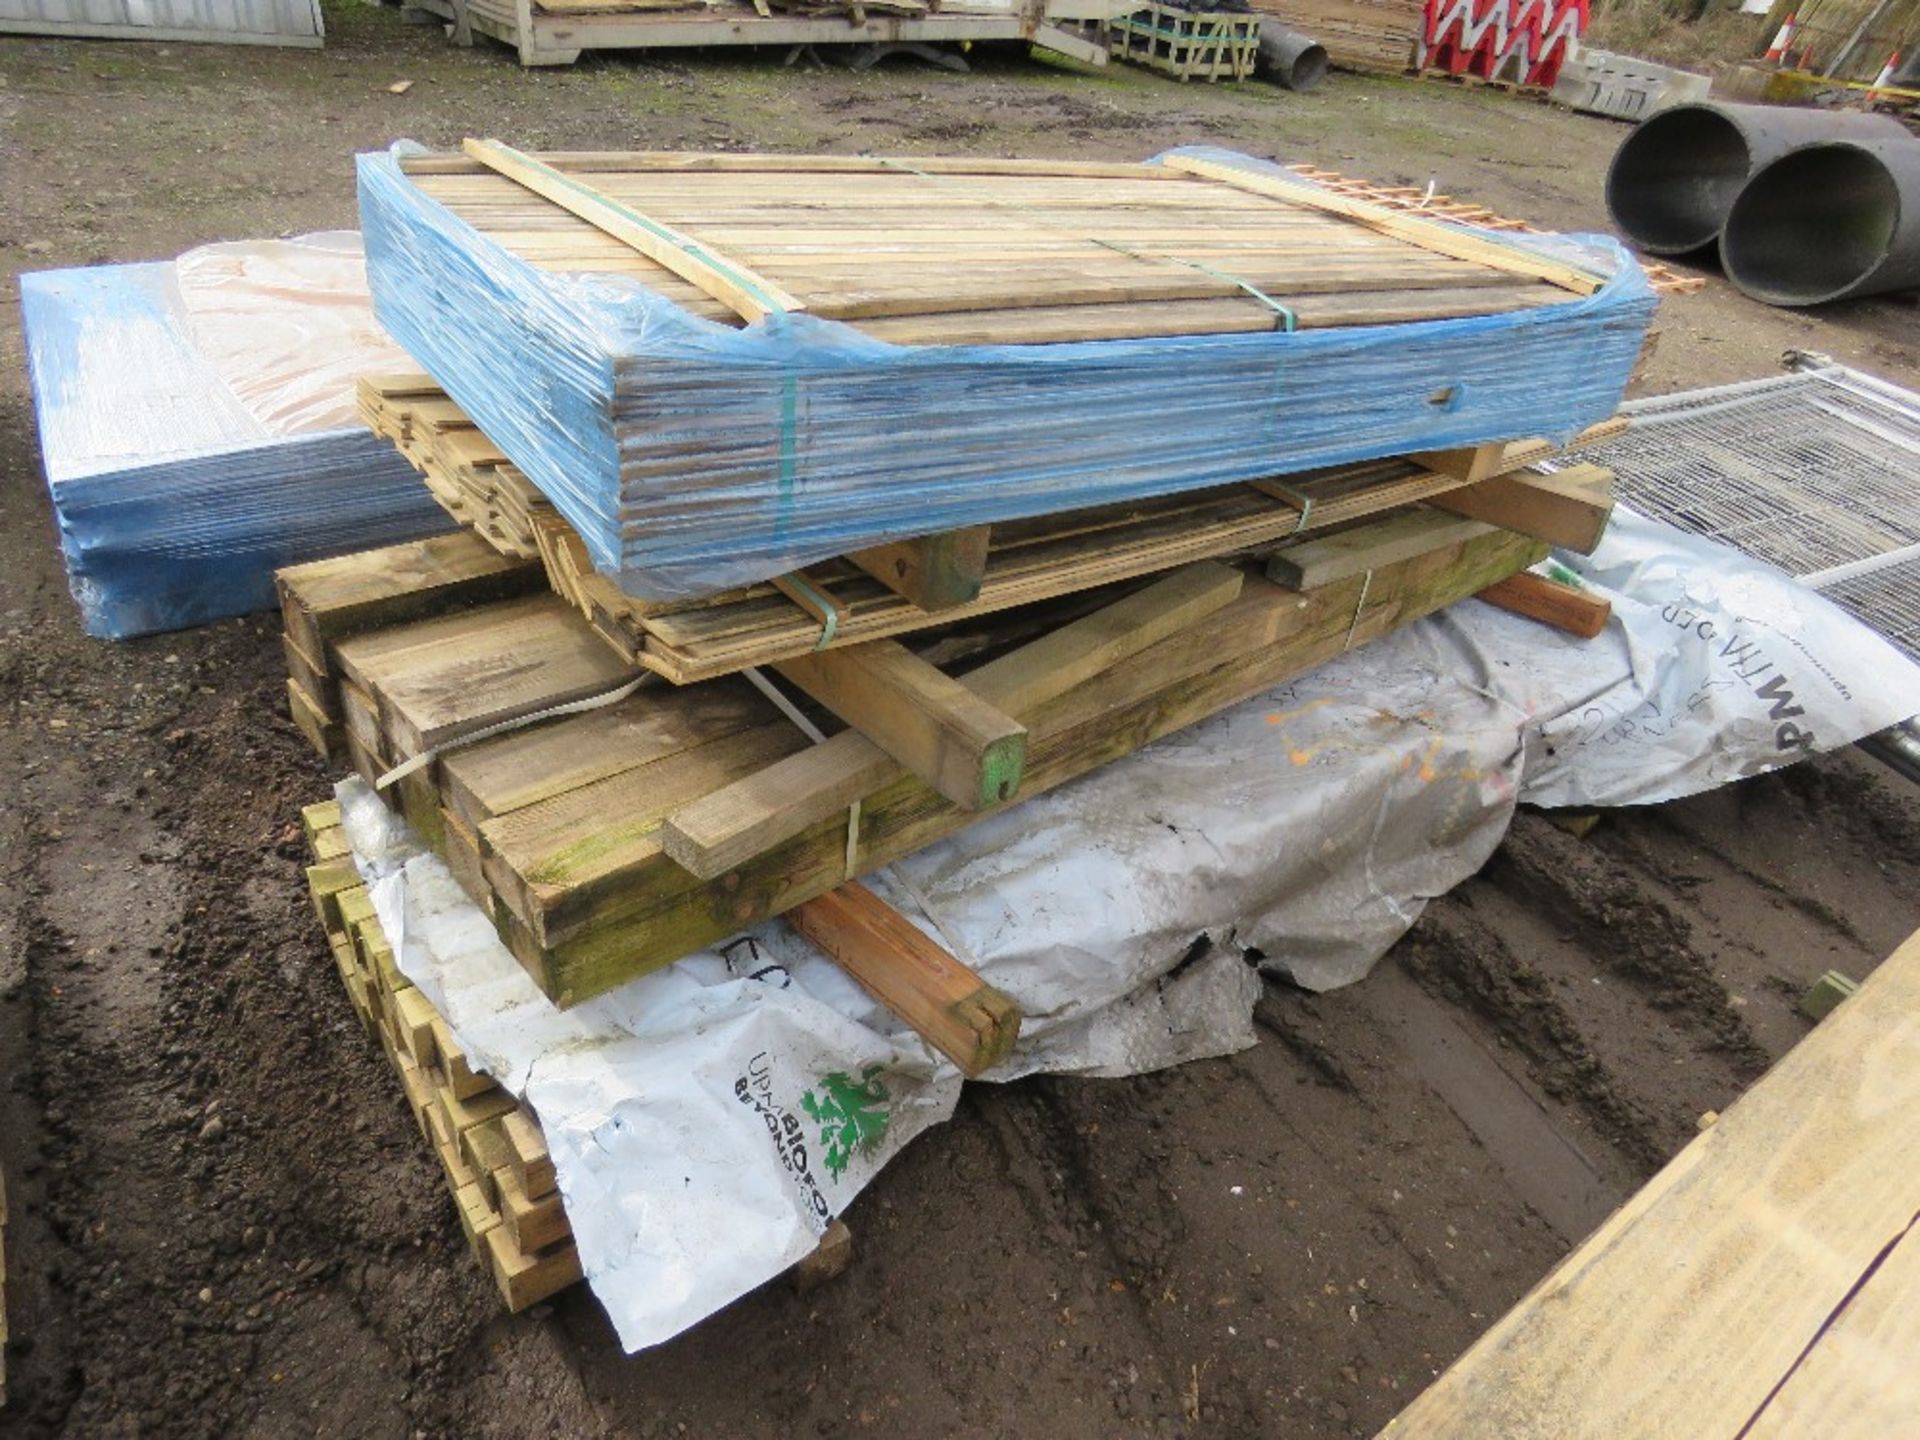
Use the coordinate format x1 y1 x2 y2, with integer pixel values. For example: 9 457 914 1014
1399 758 1920 1188
0 550 513 1436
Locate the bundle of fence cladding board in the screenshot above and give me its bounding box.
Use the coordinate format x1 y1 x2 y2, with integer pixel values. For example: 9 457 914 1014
356 373 1623 681
356 144 1654 603
277 440 1615 1012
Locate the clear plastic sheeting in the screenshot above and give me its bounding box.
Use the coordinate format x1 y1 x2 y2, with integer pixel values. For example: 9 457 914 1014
175 234 419 435
20 234 449 639
356 143 1658 601
334 507 1920 1354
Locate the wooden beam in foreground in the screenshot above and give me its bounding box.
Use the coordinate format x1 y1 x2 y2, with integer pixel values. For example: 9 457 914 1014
1475 571 1611 639
788 882 1020 1077
664 561 1246 880
1425 463 1615 555
1383 926 1920 1440
774 640 1029 812
845 524 993 612
1265 510 1493 591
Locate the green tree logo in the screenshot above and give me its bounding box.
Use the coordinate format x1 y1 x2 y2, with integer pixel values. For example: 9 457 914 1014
801 1065 891 1177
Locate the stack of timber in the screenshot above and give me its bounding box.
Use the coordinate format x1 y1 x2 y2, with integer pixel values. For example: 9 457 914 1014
277 437 1616 1011
1242 0 1422 71
1279 164 1706 297
1110 1 1262 80
394 0 1119 68
304 796 866 1309
301 799 584 1312
357 372 1622 681
356 145 1652 604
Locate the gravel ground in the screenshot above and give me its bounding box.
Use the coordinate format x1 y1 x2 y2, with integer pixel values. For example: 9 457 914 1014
2 17 1918 1436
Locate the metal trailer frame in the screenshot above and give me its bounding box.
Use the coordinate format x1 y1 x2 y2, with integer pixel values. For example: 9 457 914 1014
395 0 1122 68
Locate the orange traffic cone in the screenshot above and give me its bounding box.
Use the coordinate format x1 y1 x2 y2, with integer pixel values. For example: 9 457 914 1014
1764 12 1796 62
1870 49 1900 93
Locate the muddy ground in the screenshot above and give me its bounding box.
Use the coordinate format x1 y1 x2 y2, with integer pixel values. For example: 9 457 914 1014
2 16 1919 1437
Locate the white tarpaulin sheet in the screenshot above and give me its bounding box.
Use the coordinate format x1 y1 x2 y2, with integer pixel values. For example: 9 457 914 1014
337 506 1920 1352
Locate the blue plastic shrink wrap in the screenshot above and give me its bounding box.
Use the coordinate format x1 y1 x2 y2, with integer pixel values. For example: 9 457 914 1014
358 145 1656 602
21 234 451 639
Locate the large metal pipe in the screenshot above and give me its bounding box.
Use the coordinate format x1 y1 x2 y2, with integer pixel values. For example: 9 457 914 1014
1860 719 1920 786
1721 137 1920 304
1604 101 1910 256
1258 24 1328 91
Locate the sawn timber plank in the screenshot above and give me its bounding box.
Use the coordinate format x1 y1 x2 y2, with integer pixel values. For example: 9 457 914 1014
1382 926 1920 1440
513 527 1545 1005
661 561 1245 879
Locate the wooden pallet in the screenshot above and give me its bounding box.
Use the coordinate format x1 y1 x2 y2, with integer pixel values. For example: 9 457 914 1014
1110 2 1260 80
397 0 1119 66
301 800 584 1312
278 495 1576 1006
357 374 1623 684
1414 64 1547 97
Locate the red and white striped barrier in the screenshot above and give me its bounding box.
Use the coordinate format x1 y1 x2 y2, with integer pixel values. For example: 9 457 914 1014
1419 0 1588 88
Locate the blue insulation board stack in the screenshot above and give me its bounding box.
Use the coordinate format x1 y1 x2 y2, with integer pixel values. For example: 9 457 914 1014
357 144 1658 604
21 262 452 639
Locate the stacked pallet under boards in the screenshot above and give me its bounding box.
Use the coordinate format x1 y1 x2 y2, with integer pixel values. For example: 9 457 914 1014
300 799 583 1312
357 373 1620 683
277 479 1596 1010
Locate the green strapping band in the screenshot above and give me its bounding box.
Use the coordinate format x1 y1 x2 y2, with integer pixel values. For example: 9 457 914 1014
776 374 798 543
1089 239 1297 332
1261 481 1315 534
780 572 842 650
880 157 1298 333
